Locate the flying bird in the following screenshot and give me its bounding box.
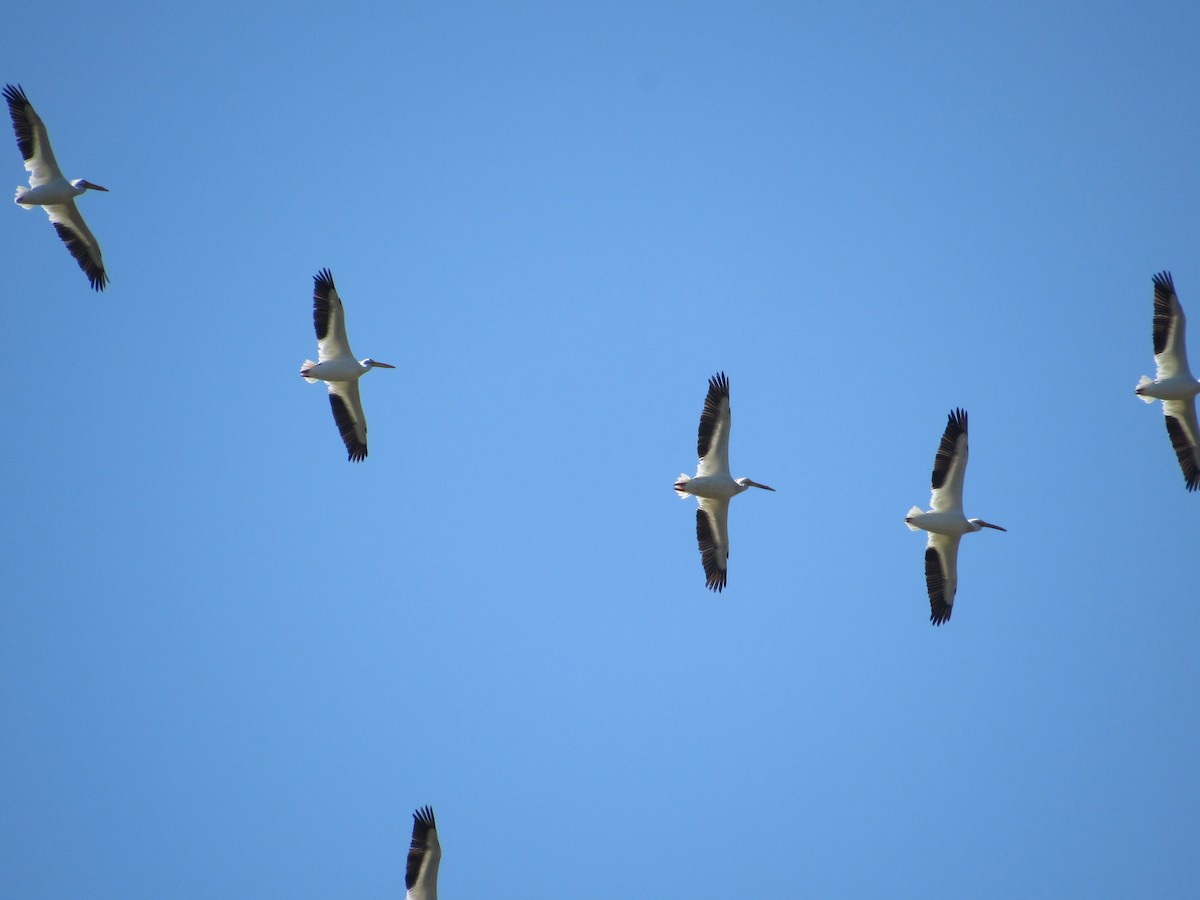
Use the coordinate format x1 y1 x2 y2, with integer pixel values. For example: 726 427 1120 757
4 84 108 291
1135 271 1200 491
300 269 395 461
405 805 441 900
905 409 1006 625
675 372 774 591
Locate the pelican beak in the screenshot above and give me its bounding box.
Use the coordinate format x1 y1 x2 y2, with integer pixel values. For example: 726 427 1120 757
370 361 396 369
81 181 109 192
747 480 775 491
978 521 1006 531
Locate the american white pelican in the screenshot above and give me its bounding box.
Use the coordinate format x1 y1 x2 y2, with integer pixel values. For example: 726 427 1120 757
4 84 108 291
675 372 774 591
300 269 394 461
905 409 1006 626
405 805 440 900
1135 271 1200 491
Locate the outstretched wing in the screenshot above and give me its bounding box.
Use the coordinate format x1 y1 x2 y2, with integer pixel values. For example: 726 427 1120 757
695 372 732 479
1163 399 1200 491
1151 271 1192 381
313 268 355 363
929 408 969 513
405 806 441 900
3 84 64 186
44 201 106 291
327 381 368 462
924 532 961 626
695 497 731 592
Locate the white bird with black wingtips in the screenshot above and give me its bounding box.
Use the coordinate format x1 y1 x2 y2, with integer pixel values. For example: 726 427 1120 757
1135 270 1200 491
300 269 394 461
4 84 108 291
405 806 440 900
905 409 1006 626
675 372 774 591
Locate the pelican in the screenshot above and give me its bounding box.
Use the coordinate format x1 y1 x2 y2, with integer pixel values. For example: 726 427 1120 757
405 805 440 900
4 84 108 291
300 269 394 461
674 372 774 591
1135 271 1200 491
905 409 1006 626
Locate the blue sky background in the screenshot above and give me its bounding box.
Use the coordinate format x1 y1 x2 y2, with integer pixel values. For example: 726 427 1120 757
4 1 1199 897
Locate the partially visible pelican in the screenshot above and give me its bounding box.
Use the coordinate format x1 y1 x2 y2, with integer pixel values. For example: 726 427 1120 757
905 409 1006 625
405 805 440 900
674 372 774 591
3 84 108 291
1136 271 1200 491
300 269 394 461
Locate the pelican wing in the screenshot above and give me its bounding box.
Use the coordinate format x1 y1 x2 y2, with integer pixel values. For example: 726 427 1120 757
3 84 64 186
1163 399 1200 491
44 201 106 291
1151 271 1192 381
695 496 731 592
313 268 355 363
924 532 961 626
405 806 441 900
327 380 368 462
929 408 969 513
695 372 732 479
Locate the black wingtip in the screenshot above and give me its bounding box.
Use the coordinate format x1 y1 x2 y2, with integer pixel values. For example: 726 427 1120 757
696 371 731 461
412 805 436 829
924 546 952 626
4 83 36 164
406 805 438 891
50 221 107 291
696 507 727 593
3 83 27 106
1164 415 1200 491
930 408 968 491
328 392 367 462
312 268 338 342
1151 271 1179 356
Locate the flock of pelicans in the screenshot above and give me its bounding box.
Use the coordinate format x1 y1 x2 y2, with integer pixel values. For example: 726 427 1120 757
7 81 1200 895
674 264 1200 619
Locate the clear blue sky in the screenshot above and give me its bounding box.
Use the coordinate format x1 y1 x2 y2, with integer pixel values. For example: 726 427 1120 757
4 1 1199 897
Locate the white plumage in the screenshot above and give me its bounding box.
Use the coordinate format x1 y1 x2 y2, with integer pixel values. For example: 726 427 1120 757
674 372 774 591
1135 271 1200 491
905 409 1006 625
4 84 108 291
300 269 395 461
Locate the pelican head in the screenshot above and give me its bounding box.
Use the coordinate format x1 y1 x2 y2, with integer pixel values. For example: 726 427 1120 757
71 179 108 194
969 518 1006 532
362 358 395 370
736 478 775 492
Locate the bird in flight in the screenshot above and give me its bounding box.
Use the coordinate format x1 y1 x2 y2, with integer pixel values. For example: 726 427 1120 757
4 84 108 291
300 269 395 461
1135 271 1200 491
675 372 774 591
905 409 1006 625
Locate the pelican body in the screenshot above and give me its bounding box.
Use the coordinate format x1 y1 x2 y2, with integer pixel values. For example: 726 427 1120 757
675 372 774 592
405 806 440 900
300 269 394 461
4 84 108 291
905 409 1005 625
1135 271 1200 491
